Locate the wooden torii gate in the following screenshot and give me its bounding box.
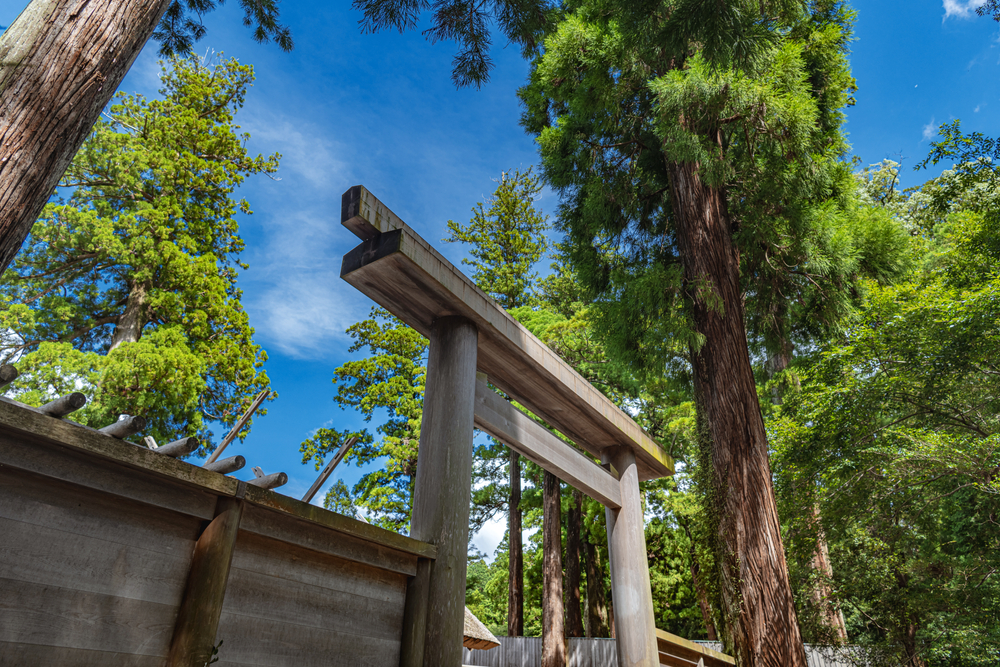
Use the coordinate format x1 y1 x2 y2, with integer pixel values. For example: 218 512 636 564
340 186 676 667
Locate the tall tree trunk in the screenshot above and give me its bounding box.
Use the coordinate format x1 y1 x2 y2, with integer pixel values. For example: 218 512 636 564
668 157 807 667
109 281 147 350
681 518 717 641
0 0 173 273
809 507 848 643
769 340 847 643
542 470 566 667
508 449 524 637
565 489 585 638
583 528 610 637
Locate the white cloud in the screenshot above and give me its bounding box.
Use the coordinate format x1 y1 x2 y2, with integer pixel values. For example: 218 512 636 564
243 114 346 192
976 104 982 112
922 117 938 141
251 276 368 359
943 0 986 19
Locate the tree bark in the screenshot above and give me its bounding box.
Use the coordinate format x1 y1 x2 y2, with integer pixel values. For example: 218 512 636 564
769 341 847 643
0 0 172 274
109 281 147 350
809 508 848 643
565 489 585 638
508 449 524 637
681 518 717 641
668 157 807 667
542 470 566 667
583 528 610 638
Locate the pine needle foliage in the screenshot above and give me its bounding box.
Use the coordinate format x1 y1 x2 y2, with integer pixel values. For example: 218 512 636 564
0 54 275 450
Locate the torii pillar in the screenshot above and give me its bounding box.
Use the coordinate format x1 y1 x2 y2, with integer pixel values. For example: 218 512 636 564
406 316 479 666
604 446 660 667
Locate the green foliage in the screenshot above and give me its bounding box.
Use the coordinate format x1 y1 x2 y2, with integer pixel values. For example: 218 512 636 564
0 54 274 450
518 1 901 382
302 307 426 531
445 167 549 310
771 188 1000 662
351 0 559 87
153 0 292 56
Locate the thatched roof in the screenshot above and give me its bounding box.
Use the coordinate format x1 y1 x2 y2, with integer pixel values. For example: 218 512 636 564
463 607 499 650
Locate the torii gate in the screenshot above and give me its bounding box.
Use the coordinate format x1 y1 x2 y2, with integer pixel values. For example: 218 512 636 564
340 186 675 667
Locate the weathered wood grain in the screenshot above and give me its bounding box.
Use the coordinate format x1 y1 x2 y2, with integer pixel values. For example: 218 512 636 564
0 642 168 666
220 565 405 641
0 396 237 498
0 433 219 520
340 187 673 481
242 483 436 560
474 379 621 509
400 557 432 667
603 447 659 667
231 531 407 602
238 503 420 576
0 577 178 656
212 613 401 666
656 630 735 666
0 464 202 557
409 317 479 667
167 497 244 666
0 515 190 606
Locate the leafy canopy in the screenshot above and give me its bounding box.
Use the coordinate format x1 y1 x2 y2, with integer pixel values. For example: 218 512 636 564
0 54 275 449
154 0 293 56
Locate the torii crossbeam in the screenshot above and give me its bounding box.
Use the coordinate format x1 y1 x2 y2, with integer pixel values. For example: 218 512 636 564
340 185 675 667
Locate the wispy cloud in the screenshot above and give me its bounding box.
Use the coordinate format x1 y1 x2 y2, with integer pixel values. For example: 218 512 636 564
243 114 346 192
922 117 938 141
236 111 372 359
943 0 986 20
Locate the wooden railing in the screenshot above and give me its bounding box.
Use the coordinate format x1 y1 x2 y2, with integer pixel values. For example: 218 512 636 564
657 629 735 667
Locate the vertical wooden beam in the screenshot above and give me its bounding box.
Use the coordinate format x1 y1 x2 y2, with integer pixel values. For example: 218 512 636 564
167 490 245 666
399 557 432 667
408 316 478 667
603 446 659 667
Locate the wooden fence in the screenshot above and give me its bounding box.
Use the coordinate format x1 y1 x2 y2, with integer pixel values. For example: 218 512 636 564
463 637 862 667
0 396 436 666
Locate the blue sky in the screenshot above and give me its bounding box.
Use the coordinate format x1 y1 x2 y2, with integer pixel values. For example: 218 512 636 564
2 0 999 555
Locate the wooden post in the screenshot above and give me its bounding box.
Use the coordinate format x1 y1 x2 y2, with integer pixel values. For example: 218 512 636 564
399 557 432 667
407 316 478 667
166 491 245 666
602 446 659 667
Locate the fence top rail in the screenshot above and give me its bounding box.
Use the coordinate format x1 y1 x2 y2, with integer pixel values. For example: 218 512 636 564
656 629 736 666
0 396 437 561
340 185 674 481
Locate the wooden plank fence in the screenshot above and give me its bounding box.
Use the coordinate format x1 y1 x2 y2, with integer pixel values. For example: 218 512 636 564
462 637 863 667
0 396 437 666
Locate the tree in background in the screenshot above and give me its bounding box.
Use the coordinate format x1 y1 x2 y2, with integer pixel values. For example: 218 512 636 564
300 307 425 532
445 167 548 638
0 54 274 449
520 2 882 663
771 143 1000 665
0 0 291 279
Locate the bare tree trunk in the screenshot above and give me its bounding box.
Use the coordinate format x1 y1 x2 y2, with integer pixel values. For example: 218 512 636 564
809 509 848 643
508 449 524 637
769 341 847 643
583 529 609 637
109 281 147 350
0 0 173 274
565 489 585 638
681 518 717 641
542 470 566 667
668 157 807 667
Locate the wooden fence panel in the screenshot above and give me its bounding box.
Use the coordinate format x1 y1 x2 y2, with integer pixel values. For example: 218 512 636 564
0 464 200 662
213 531 408 667
465 637 862 667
